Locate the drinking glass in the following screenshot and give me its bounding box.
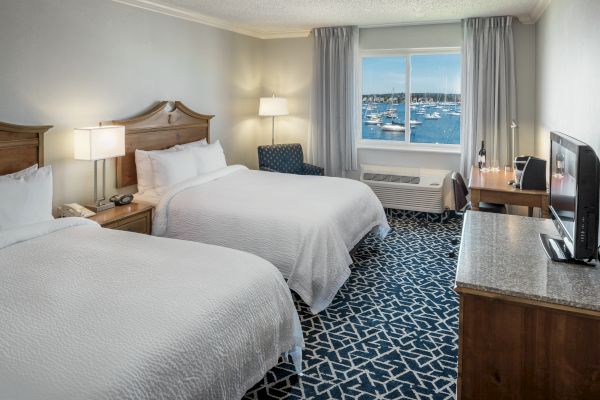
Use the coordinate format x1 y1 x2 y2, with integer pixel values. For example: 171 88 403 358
491 159 499 172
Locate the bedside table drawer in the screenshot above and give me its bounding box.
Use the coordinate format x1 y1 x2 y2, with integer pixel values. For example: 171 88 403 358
89 203 153 235
114 213 151 234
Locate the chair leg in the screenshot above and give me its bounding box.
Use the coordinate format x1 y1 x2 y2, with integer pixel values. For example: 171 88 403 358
448 236 460 258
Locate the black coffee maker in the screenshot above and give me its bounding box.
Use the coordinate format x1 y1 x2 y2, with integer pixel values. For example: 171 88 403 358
513 156 546 190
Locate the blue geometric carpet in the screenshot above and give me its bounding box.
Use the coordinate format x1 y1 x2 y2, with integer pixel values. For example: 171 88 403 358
244 212 462 399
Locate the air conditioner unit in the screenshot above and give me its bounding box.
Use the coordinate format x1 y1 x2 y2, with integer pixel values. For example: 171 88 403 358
360 164 451 214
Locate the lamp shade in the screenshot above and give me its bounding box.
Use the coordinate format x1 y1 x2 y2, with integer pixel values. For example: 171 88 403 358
259 97 289 117
73 126 125 161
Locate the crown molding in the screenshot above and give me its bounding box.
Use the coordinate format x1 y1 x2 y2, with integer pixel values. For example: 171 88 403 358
114 0 551 39
113 0 310 39
519 0 551 24
359 19 461 29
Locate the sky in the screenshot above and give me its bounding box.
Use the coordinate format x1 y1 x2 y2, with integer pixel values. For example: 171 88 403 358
362 54 461 95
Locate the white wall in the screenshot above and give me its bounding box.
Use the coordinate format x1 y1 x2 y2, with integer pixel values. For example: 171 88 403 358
0 0 263 208
261 20 537 178
513 22 536 157
535 0 600 157
260 38 312 151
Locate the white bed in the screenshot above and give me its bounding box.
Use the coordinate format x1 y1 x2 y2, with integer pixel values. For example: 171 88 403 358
0 217 303 400
137 165 390 314
108 102 389 314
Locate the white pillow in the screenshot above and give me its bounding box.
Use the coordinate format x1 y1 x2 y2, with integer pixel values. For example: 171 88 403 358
189 141 227 175
135 148 176 194
173 139 208 150
0 166 53 230
2 164 38 179
148 150 197 195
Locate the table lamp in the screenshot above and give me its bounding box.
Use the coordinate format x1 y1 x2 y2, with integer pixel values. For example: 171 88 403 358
74 125 125 212
259 95 288 145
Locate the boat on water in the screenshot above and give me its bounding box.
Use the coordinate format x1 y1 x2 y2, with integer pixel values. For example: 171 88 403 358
448 111 461 116
390 119 422 126
365 118 382 125
425 112 441 120
381 124 405 132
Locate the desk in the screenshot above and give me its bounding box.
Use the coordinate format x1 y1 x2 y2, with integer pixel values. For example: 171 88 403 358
455 212 600 399
469 166 549 218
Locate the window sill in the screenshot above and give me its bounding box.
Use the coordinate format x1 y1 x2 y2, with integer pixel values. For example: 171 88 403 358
357 143 461 154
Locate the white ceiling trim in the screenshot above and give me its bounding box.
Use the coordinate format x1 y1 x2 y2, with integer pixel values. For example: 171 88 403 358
519 0 552 24
114 0 551 39
113 0 311 39
359 19 461 29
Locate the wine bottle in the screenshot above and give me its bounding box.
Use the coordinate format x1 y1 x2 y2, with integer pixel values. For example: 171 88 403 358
478 141 486 169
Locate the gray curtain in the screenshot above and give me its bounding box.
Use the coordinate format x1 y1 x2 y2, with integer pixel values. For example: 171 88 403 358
460 16 517 176
308 26 358 177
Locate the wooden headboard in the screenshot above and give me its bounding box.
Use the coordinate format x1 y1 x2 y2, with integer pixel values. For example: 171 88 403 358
0 121 53 175
108 101 214 188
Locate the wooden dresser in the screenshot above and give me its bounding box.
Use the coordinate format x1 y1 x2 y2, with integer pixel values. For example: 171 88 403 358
455 212 600 400
87 202 153 235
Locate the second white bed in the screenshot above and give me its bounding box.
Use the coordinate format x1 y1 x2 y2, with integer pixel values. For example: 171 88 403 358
140 165 390 314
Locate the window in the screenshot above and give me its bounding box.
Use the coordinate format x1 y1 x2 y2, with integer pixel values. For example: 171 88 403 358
360 50 461 148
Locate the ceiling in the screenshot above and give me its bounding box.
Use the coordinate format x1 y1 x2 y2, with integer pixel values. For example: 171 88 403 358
114 0 550 39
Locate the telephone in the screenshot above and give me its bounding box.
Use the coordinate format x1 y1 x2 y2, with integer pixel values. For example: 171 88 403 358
109 193 133 206
57 203 96 218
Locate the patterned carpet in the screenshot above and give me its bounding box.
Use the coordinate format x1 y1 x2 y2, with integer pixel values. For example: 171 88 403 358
244 211 462 400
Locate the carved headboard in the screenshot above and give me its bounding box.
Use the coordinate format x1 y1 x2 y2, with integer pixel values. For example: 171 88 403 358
0 122 53 175
108 101 214 188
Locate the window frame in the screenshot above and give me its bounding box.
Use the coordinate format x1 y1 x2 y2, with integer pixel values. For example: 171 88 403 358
357 47 462 152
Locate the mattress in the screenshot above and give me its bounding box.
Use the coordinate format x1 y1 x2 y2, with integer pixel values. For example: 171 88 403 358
148 165 390 313
0 218 303 400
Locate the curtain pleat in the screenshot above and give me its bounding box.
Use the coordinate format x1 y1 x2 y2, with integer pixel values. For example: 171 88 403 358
460 16 517 176
308 26 358 177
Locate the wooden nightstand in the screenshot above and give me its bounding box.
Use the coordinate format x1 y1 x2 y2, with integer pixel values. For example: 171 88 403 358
87 202 153 235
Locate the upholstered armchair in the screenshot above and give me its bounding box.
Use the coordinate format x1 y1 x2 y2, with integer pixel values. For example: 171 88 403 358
257 143 324 176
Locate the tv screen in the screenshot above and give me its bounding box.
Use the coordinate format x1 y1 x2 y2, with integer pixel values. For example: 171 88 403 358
550 139 577 243
548 131 599 260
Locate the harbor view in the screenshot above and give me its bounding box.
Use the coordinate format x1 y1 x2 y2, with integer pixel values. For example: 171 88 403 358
362 54 461 144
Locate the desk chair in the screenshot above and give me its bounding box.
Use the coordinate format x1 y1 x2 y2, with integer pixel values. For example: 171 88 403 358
449 171 506 258
257 143 324 176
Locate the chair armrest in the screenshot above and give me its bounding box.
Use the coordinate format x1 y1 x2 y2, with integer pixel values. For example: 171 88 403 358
302 163 325 176
260 166 280 173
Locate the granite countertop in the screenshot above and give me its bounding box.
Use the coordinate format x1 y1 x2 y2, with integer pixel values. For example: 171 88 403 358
455 211 600 312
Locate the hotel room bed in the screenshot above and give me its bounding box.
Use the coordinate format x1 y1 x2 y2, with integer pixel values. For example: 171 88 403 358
0 217 303 400
110 102 390 314
138 165 390 314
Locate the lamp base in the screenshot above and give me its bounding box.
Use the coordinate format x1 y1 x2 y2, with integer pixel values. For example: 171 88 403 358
86 201 115 213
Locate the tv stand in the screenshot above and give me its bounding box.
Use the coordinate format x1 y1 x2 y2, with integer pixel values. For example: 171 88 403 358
539 233 598 265
455 212 600 399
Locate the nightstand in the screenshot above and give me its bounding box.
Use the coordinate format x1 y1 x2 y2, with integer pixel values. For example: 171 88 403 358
87 202 153 235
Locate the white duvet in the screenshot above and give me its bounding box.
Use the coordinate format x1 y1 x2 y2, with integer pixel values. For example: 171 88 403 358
0 218 303 400
149 165 390 314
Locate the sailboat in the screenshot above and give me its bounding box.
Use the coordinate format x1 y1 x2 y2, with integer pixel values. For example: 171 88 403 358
381 123 405 132
425 112 441 120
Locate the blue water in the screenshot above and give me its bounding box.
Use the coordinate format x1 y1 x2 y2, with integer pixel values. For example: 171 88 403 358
362 103 460 144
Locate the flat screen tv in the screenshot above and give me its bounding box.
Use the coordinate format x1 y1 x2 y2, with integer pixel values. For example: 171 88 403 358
541 132 600 262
